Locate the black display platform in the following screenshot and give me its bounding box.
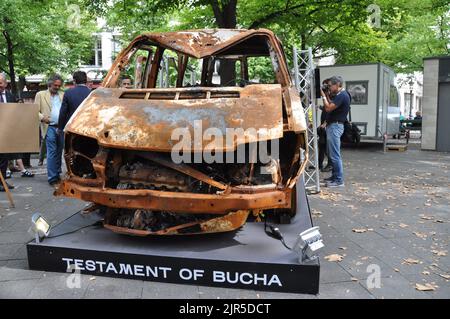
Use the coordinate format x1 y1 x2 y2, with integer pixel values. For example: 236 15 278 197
27 180 320 294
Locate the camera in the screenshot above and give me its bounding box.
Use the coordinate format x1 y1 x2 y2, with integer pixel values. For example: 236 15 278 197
321 83 330 92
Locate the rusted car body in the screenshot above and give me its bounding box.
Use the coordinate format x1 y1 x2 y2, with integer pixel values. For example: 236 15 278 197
56 29 308 235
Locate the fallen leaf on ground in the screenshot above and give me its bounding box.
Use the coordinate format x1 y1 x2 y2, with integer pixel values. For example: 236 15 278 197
311 209 323 218
420 215 434 220
352 228 373 233
361 256 369 260
394 268 400 272
413 232 427 239
415 283 436 291
439 274 450 280
431 250 447 257
339 247 347 250
434 220 444 223
399 223 409 228
403 258 420 265
422 271 430 275
324 254 344 262
89 276 96 281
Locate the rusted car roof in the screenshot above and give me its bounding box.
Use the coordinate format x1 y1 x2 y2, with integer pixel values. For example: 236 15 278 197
130 28 279 59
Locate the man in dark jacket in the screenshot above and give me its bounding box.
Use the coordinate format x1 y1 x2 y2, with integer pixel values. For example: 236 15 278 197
318 78 333 172
58 71 91 131
0 73 17 191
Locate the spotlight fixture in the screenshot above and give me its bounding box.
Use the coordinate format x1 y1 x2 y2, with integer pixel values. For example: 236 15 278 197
30 213 51 243
292 226 324 263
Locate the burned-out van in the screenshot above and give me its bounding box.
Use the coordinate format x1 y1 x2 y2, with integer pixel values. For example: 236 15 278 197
56 29 308 235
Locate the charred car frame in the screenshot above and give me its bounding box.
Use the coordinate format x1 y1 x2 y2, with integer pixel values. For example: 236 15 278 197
56 29 308 235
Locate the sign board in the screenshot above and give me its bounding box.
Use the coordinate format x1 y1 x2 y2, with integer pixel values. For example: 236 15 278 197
0 103 39 154
27 181 320 294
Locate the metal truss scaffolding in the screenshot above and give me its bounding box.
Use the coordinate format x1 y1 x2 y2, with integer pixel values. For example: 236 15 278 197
293 47 320 193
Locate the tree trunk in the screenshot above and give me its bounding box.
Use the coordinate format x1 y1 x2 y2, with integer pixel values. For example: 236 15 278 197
18 75 26 101
210 0 237 85
301 33 306 51
210 0 237 28
3 30 17 99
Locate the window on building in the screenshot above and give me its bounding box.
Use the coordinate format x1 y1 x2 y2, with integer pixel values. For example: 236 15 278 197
389 85 399 107
404 93 413 116
112 35 121 60
88 36 102 67
416 96 422 112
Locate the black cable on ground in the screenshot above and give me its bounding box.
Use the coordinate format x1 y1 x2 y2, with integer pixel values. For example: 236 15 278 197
46 220 103 239
264 214 292 250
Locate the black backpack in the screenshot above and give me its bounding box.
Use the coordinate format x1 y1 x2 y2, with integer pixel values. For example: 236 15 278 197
341 91 361 144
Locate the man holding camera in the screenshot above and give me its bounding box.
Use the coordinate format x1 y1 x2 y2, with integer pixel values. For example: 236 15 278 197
320 76 350 187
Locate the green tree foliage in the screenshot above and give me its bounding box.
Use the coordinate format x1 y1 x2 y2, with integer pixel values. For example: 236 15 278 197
88 0 449 74
0 0 97 97
377 0 449 73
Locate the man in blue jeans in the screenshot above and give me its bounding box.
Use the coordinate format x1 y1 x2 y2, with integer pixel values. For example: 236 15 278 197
36 74 64 186
320 76 350 187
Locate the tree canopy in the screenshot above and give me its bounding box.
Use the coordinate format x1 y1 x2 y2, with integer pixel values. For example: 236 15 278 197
0 0 96 97
1 0 448 94
88 0 449 74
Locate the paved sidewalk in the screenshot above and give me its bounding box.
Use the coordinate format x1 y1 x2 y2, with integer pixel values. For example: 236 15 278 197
0 143 449 299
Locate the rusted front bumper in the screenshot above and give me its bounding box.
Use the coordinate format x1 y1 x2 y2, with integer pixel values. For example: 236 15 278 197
57 180 293 214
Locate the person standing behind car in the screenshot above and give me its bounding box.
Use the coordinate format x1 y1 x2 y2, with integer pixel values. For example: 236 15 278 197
320 76 350 188
36 74 64 185
318 78 333 172
58 71 91 131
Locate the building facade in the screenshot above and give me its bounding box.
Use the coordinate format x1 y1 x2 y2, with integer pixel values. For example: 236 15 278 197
396 72 423 119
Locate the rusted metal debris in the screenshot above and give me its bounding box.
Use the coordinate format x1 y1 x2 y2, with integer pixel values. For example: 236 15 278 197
57 28 308 236
103 209 250 236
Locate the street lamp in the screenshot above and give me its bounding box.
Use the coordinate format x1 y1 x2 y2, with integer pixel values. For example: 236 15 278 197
408 79 414 119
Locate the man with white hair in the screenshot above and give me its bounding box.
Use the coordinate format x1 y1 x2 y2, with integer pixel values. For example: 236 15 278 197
0 73 17 191
35 74 64 185
320 75 350 187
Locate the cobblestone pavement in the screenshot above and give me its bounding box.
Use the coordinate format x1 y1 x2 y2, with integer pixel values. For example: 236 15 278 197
0 142 448 299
